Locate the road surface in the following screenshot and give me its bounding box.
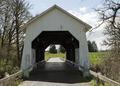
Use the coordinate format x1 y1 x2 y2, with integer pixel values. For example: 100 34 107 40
19 58 92 86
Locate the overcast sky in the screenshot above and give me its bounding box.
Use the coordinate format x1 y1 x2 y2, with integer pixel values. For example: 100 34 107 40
26 0 108 50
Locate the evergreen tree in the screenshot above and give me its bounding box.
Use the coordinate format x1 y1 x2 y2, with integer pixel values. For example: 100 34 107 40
59 45 66 53
88 41 98 52
92 41 98 52
88 41 94 52
49 44 57 54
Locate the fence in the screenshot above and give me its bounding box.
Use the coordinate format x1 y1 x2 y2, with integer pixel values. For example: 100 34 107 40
0 70 22 86
0 60 46 86
90 70 120 86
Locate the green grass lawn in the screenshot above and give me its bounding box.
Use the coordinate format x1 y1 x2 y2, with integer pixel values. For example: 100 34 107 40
89 52 106 65
45 52 106 65
45 52 66 61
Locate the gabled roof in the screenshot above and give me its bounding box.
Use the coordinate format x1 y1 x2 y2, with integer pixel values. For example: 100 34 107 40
25 5 92 31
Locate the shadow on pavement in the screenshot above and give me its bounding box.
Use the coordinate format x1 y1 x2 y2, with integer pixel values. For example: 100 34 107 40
25 62 92 84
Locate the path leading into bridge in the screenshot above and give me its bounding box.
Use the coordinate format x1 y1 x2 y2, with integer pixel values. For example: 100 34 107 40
19 58 92 86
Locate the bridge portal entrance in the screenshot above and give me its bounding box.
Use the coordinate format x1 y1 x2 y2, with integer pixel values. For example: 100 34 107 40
32 31 79 63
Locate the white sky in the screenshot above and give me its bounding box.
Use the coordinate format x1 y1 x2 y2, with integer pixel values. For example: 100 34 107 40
26 0 108 50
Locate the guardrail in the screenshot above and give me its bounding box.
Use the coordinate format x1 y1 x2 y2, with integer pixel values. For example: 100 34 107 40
0 70 23 86
59 60 120 86
90 70 120 86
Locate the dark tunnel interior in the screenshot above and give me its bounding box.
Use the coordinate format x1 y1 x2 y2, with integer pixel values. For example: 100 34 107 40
32 31 79 63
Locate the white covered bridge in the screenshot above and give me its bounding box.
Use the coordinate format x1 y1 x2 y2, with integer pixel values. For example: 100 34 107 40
21 5 92 78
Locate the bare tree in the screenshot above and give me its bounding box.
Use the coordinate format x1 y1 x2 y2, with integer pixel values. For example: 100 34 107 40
0 0 31 66
96 0 120 82
9 0 31 66
96 0 120 50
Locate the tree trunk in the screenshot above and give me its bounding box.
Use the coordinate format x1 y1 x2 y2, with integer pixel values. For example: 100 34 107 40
15 16 21 66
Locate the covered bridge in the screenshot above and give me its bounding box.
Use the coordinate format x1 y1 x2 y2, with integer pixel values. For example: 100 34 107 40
21 5 92 77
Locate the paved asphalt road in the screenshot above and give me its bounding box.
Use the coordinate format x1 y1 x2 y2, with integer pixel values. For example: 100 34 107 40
19 58 92 86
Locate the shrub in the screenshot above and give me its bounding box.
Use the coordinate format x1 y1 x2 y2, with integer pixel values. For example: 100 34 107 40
0 46 19 79
100 53 120 83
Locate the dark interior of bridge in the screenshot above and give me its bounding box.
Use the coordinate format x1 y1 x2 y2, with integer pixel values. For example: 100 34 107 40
32 31 79 63
29 31 92 83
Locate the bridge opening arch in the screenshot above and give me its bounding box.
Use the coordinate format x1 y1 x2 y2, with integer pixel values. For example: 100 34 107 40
45 44 66 61
32 31 79 63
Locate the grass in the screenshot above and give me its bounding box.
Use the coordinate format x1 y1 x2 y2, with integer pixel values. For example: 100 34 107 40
91 79 111 86
45 52 66 61
45 52 106 65
89 52 106 65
